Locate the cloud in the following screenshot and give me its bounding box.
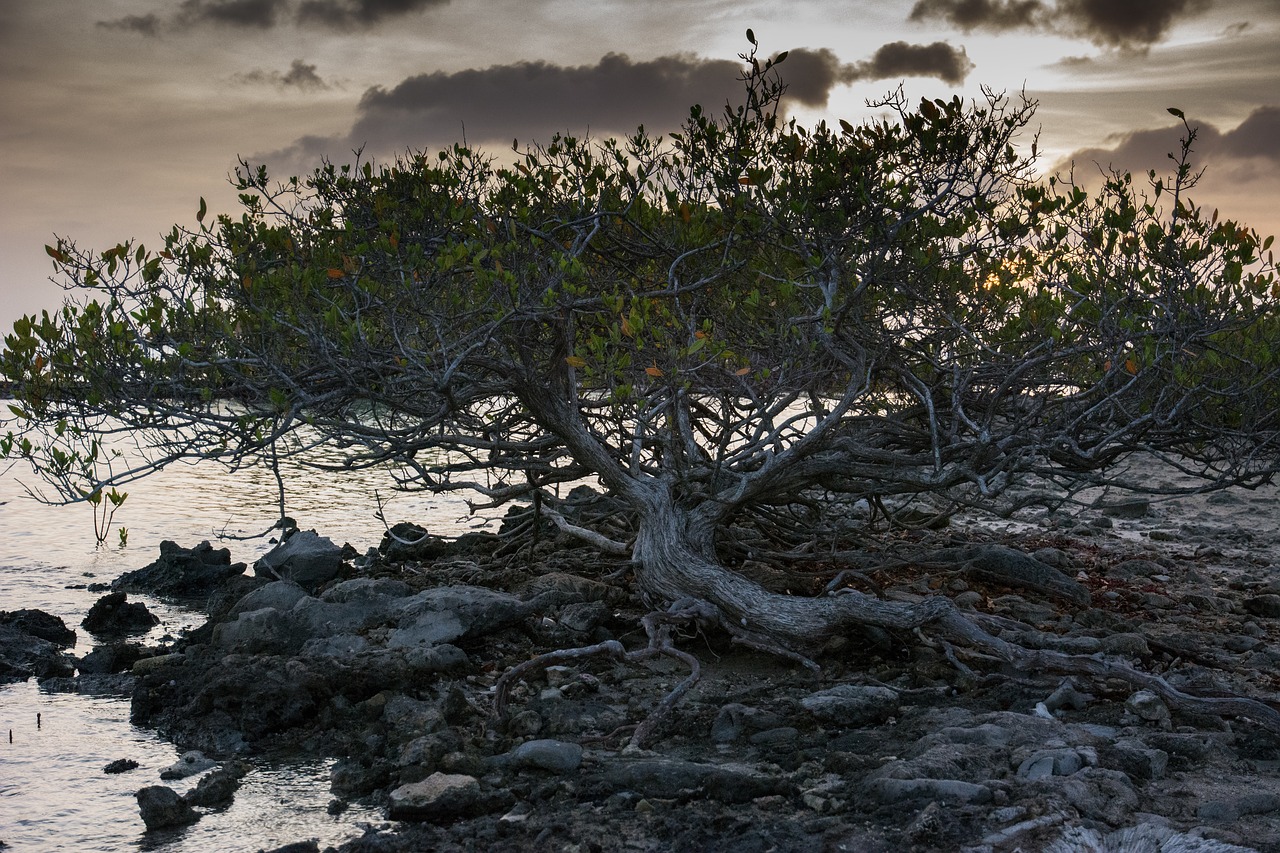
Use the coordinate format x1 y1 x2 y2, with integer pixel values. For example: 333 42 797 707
909 0 1213 49
853 41 975 85
909 0 1044 32
96 14 163 36
344 44 974 152
1054 106 1280 182
175 0 290 29
235 59 332 90
97 0 445 33
296 0 450 28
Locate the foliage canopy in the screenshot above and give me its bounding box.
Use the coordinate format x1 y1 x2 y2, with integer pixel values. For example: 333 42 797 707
4 43 1279 654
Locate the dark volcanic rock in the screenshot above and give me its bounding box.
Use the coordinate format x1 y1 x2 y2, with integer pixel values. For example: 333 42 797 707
113 540 247 599
0 624 77 682
78 641 146 674
136 785 199 830
378 522 453 563
81 592 159 637
104 758 139 774
0 609 76 647
183 760 250 806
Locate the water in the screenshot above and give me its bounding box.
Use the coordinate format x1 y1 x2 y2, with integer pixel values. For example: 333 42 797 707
0 422 485 852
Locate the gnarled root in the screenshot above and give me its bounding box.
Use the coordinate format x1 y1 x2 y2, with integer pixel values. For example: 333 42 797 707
492 599 713 751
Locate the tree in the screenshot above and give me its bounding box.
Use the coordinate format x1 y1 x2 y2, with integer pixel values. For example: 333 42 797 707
5 39 1280 736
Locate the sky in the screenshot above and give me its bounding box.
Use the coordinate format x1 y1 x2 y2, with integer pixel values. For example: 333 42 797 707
2 0 1279 332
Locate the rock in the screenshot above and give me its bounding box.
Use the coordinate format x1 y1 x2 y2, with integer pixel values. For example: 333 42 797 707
1097 498 1150 518
261 842 321 853
78 641 145 674
940 544 1091 606
1198 792 1280 823
1100 739 1168 781
81 592 159 637
558 600 609 633
750 727 800 747
1109 559 1164 580
1046 823 1258 853
1244 595 1280 619
113 540 246 598
160 750 217 780
1124 690 1172 729
0 623 78 682
583 757 786 803
711 703 749 743
256 530 346 592
508 738 584 773
1043 679 1094 712
1101 633 1151 658
1016 748 1087 779
387 772 485 822
378 522 453 562
182 761 250 807
801 684 899 726
0 609 76 647
135 785 199 830
867 777 993 804
103 758 139 774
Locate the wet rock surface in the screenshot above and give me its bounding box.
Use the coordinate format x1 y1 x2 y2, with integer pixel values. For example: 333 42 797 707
36 468 1280 851
0 608 78 681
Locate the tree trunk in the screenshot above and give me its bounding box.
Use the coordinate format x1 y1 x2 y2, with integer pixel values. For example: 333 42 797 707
628 495 1280 733
630 497 953 649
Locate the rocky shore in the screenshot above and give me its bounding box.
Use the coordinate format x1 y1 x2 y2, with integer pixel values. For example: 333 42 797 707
5 479 1280 852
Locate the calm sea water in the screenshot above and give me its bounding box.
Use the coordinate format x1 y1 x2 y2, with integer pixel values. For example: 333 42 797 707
0 415 485 852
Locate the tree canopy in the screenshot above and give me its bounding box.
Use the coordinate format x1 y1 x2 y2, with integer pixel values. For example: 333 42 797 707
4 41 1280 728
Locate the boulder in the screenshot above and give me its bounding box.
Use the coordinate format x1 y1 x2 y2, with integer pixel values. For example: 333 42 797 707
160 750 217 780
801 684 899 726
135 785 199 830
183 760 250 807
0 609 76 647
255 530 346 592
387 772 485 822
113 540 246 598
0 615 78 682
81 592 159 637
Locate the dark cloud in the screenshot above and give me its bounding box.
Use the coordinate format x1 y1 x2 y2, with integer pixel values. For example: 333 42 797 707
781 43 973 105
235 59 331 90
296 0 450 28
97 0 443 34
909 0 1045 31
345 44 974 152
1055 106 1280 182
176 0 290 29
351 53 745 149
96 14 163 36
910 0 1212 48
1218 106 1280 160
853 41 974 85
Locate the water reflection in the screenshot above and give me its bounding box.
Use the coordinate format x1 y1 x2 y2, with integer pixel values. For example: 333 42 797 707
0 437 478 852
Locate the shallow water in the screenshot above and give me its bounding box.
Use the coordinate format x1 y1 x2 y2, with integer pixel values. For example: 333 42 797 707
0 422 483 852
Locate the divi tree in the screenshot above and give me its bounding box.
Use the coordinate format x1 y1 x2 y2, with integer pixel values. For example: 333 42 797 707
5 41 1280 725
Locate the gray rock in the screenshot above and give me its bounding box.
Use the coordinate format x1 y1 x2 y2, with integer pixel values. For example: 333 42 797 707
393 586 535 646
136 785 199 830
867 777 993 804
801 684 899 726
749 727 799 747
1046 823 1258 853
1101 739 1168 780
711 703 749 743
1198 792 1280 823
1098 498 1150 518
1016 748 1086 779
584 757 785 803
1101 633 1151 658
508 739 584 773
387 772 484 822
160 750 216 780
1124 690 1172 729
256 530 346 592
0 623 77 681
182 761 249 807
1043 679 1094 712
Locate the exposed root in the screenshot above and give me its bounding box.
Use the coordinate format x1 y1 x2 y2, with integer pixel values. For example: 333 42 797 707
492 600 712 751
